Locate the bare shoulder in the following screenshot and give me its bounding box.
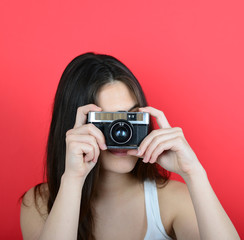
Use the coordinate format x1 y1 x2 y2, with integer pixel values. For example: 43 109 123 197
21 183 49 215
157 180 200 240
20 183 49 240
157 179 189 200
157 179 191 214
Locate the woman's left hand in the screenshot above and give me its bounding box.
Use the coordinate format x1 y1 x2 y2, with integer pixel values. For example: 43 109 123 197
127 106 203 178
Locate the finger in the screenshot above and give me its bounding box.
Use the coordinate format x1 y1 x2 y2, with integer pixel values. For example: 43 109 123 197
67 141 94 159
84 147 95 162
67 123 107 150
79 143 95 162
143 131 182 163
148 142 168 164
149 137 184 166
136 128 182 157
74 104 102 129
139 106 171 129
66 134 100 162
126 149 139 156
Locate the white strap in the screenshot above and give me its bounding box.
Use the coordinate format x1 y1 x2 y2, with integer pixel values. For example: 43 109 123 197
144 179 173 240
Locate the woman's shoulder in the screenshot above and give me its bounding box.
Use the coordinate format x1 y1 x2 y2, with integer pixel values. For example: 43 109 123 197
156 179 188 198
20 183 49 239
156 179 191 215
156 179 198 238
21 183 49 219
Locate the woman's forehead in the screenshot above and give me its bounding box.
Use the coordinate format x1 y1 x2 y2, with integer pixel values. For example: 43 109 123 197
96 81 138 112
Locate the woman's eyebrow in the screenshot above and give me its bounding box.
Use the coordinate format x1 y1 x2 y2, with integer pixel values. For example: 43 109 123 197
127 103 140 112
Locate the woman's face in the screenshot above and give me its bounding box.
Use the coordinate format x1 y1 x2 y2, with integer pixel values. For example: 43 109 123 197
96 81 140 174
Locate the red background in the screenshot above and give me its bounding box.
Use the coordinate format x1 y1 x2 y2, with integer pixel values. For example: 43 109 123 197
0 0 243 239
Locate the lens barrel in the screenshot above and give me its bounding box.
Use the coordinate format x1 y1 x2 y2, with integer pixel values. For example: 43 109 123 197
109 120 133 144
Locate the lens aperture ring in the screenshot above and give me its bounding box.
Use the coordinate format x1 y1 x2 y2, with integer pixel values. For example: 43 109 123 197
109 120 133 145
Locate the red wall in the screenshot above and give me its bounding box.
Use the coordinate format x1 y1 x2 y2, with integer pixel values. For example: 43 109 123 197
1 0 243 239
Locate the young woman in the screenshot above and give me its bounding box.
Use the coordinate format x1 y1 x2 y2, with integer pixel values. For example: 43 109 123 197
20 52 240 240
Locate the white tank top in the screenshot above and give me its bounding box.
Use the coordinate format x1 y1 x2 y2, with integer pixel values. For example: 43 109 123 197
144 179 173 240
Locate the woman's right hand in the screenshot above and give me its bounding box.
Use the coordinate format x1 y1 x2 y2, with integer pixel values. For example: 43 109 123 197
64 104 107 180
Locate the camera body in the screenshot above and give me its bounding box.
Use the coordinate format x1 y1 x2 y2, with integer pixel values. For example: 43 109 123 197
87 111 149 149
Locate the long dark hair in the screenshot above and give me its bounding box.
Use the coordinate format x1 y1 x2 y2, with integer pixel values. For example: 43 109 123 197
24 52 170 239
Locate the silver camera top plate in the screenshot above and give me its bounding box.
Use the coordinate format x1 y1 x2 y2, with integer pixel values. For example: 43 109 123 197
87 111 149 125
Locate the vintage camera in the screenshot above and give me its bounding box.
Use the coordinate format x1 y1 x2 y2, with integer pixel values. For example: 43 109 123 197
87 111 149 149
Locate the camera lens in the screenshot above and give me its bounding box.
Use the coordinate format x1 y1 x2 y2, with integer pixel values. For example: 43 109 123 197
110 120 133 144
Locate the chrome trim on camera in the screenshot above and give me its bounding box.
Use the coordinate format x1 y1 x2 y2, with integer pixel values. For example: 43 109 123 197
87 111 149 124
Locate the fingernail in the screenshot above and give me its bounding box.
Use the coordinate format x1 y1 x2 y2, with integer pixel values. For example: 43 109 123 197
137 149 141 156
102 144 107 150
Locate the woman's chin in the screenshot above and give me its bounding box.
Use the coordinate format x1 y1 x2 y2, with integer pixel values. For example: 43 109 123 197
99 149 138 173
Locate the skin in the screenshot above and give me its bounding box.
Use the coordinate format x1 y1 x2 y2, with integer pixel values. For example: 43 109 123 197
20 81 240 240
96 81 140 174
92 81 199 239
